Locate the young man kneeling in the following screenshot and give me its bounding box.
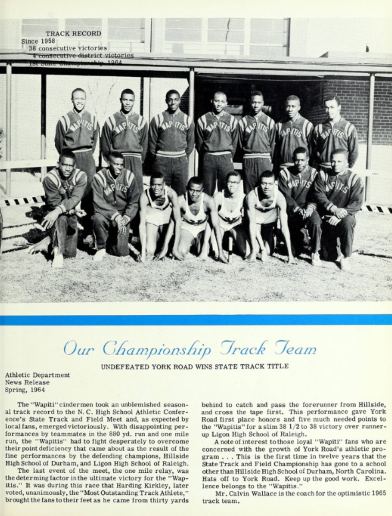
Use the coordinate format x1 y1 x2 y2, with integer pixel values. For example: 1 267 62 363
42 150 87 268
92 151 140 261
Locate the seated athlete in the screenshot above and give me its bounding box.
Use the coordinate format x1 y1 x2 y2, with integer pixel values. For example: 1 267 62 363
92 151 140 261
138 172 182 261
245 170 295 264
212 171 247 259
279 147 321 265
41 150 87 268
176 177 227 263
311 148 364 271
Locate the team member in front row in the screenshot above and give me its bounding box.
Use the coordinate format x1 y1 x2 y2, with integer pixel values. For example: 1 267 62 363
55 88 99 240
239 90 276 194
148 90 194 196
175 177 227 263
246 171 295 264
312 148 364 271
41 150 87 268
275 95 313 169
279 147 321 265
138 173 182 262
101 88 148 193
92 151 140 262
212 171 247 259
196 91 239 196
312 93 359 170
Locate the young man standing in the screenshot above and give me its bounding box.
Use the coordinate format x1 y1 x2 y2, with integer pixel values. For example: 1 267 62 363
92 151 140 261
279 147 321 265
245 170 294 264
148 90 194 196
176 177 227 263
312 148 364 271
55 88 99 236
213 171 247 259
138 172 182 262
312 94 359 170
42 150 87 268
275 95 314 168
196 91 239 196
239 90 276 194
101 88 148 194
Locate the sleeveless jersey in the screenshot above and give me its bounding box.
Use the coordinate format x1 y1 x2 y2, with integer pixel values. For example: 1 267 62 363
255 185 279 225
145 186 172 226
217 192 245 231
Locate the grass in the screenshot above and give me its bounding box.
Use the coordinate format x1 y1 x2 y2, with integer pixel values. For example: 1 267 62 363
1 206 391 304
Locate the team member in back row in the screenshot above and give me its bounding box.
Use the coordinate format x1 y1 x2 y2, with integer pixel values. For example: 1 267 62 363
55 88 99 240
239 90 276 194
275 95 313 169
246 171 294 264
312 93 359 170
279 147 321 265
41 150 87 269
101 88 148 193
312 148 364 271
138 173 182 262
92 151 140 262
148 90 195 196
196 91 239 196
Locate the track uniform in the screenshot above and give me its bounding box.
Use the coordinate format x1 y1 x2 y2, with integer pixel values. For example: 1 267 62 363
181 193 208 240
149 109 194 196
279 165 321 255
145 186 172 227
43 167 87 258
312 168 364 259
312 117 359 169
216 191 245 232
101 111 148 193
239 112 276 194
254 184 279 253
55 109 99 232
92 167 140 256
196 112 239 196
276 114 313 167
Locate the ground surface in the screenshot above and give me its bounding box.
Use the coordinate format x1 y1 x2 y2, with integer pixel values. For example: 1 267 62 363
1 203 391 303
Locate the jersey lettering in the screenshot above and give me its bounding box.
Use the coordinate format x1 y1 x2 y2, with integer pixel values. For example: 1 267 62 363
69 119 93 132
280 127 303 138
161 120 187 132
114 121 141 134
245 122 269 134
206 121 231 133
104 182 131 195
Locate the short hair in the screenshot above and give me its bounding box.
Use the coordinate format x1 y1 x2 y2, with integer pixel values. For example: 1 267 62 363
331 148 348 159
108 151 125 162
150 172 164 183
293 146 308 157
59 149 76 163
121 88 135 98
226 171 241 182
71 88 86 98
286 95 300 103
212 91 227 101
260 171 275 182
187 176 203 188
324 93 341 106
166 89 180 99
250 90 263 99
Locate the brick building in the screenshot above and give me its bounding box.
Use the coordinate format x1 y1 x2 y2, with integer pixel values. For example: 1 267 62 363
0 18 391 203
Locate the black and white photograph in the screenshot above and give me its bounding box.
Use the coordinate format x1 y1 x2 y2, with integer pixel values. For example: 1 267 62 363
0 17 391 302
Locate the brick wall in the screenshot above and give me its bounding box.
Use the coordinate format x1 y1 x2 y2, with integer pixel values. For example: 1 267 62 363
301 77 392 145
